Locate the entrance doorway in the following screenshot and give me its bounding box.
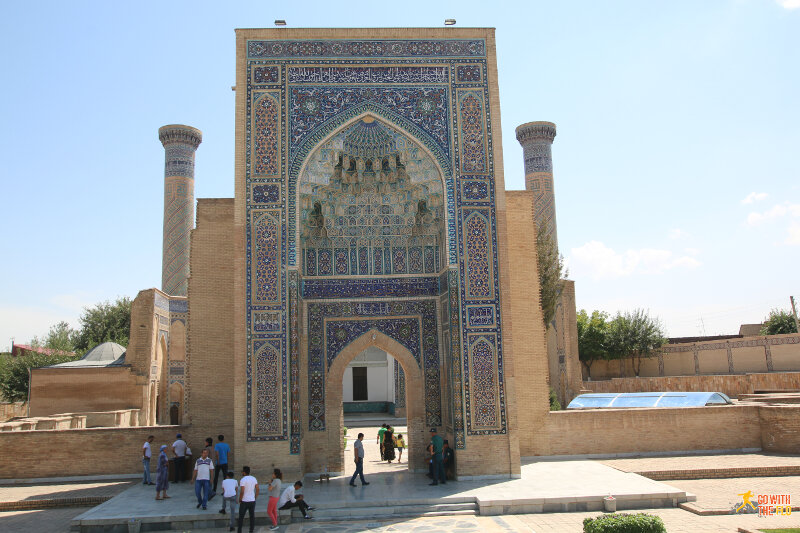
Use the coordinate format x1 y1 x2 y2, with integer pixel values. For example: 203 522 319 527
323 330 425 475
342 345 409 475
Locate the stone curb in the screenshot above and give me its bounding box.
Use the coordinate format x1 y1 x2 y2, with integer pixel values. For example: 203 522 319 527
637 466 800 480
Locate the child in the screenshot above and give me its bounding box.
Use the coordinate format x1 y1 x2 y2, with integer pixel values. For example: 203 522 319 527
219 471 237 531
267 468 283 530
395 433 406 462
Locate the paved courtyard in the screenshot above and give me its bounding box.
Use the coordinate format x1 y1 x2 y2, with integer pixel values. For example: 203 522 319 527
3 448 800 532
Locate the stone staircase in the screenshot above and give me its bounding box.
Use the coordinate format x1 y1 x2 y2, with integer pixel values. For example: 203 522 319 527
283 497 478 523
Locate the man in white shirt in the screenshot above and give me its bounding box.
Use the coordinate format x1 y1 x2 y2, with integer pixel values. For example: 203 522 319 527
278 480 314 519
219 471 238 531
237 466 259 533
172 433 188 483
142 435 154 485
191 448 214 510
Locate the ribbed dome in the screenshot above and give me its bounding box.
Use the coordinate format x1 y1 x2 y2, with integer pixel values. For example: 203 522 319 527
342 118 396 159
48 341 127 368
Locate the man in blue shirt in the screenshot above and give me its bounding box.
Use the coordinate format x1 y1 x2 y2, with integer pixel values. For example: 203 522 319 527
214 434 231 494
429 428 446 486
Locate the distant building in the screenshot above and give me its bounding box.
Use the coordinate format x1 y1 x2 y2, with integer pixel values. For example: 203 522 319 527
739 324 764 336
10 344 74 358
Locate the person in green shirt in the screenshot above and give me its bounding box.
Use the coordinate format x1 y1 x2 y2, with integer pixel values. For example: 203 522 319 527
429 428 446 485
377 424 387 459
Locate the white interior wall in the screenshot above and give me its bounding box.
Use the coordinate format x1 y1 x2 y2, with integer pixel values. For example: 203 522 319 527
341 348 396 403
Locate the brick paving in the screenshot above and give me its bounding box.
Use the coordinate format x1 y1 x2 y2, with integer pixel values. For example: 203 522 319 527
0 506 93 533
3 500 800 532
601 452 800 477
517 507 800 532
666 476 800 513
0 480 134 511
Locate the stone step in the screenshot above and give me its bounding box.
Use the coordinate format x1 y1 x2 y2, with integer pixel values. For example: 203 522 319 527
286 501 478 522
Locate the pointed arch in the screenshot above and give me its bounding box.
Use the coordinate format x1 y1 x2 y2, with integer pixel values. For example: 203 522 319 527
318 330 425 475
291 103 451 180
290 104 457 267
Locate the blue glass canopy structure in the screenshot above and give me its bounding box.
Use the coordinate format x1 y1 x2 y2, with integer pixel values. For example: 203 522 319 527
567 392 733 409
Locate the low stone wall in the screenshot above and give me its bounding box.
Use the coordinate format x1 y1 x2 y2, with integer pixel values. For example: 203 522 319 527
0 425 181 479
535 403 800 458
539 405 762 456
582 372 800 400
758 405 800 453
0 409 141 432
0 402 27 421
586 333 800 380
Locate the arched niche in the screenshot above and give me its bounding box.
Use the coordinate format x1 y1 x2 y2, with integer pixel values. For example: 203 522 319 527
298 115 447 278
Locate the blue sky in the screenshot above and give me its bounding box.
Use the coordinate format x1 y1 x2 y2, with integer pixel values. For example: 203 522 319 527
1 0 798 350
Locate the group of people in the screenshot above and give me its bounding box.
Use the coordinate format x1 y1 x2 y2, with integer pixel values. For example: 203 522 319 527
376 423 406 463
425 428 454 485
141 434 315 531
349 425 454 488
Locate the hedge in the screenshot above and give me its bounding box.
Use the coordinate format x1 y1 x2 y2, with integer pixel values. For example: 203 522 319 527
583 513 667 533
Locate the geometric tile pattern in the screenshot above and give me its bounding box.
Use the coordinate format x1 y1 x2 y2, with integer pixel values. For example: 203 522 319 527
244 38 506 443
306 299 441 431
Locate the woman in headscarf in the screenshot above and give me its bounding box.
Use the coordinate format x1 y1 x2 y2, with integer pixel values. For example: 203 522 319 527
155 444 170 500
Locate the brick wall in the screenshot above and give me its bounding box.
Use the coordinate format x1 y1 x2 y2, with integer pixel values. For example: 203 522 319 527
505 192 550 458
28 367 143 417
0 402 27 421
587 333 800 380
1 426 181 479
583 372 800 400
542 405 763 456
758 405 800 453
186 199 237 464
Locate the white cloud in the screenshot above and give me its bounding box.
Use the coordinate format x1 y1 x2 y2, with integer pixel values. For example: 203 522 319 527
569 241 702 280
746 202 800 226
741 192 768 204
668 228 686 240
777 0 800 9
786 223 800 246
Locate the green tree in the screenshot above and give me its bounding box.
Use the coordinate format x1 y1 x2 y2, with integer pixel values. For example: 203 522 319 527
30 321 78 353
760 308 798 335
577 309 610 380
537 221 567 326
549 387 562 411
0 351 80 402
607 309 667 377
72 297 132 353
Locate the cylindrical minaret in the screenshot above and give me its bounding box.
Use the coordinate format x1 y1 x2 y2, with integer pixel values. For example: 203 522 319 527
515 121 558 246
159 124 202 296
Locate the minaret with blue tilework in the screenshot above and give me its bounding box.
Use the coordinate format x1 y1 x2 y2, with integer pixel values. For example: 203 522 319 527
516 121 558 246
159 124 202 296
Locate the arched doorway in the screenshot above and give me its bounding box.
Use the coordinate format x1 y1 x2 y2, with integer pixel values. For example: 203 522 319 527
324 330 424 474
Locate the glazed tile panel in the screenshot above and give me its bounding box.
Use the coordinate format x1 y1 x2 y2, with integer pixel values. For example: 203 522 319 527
244 38 507 446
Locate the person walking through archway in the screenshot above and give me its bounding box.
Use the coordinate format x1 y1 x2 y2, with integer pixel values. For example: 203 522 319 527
349 433 370 486
377 423 387 460
383 426 396 463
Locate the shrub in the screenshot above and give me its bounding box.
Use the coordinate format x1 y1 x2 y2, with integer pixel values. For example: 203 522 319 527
549 387 561 411
583 513 666 533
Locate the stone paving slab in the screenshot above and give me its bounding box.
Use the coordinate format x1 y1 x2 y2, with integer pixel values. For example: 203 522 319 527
71 460 689 530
